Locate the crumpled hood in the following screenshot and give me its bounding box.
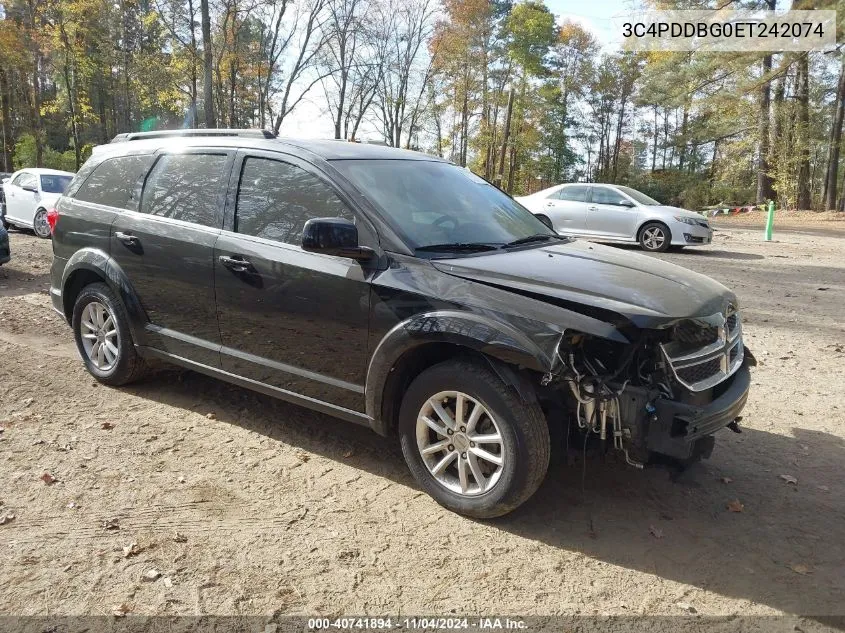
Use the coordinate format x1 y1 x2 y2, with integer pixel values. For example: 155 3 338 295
431 240 735 327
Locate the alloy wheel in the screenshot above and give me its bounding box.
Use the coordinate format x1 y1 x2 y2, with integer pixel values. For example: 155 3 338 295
642 226 665 250
416 390 505 497
33 210 51 238
79 301 119 371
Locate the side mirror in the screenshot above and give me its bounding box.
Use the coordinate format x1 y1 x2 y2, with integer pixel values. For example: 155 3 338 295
618 199 635 207
21 184 38 193
301 217 374 260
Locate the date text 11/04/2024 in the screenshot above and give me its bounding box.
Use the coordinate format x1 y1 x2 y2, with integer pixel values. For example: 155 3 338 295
307 618 527 630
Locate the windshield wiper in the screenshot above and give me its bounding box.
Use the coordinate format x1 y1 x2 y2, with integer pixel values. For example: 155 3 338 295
415 242 501 253
504 233 568 248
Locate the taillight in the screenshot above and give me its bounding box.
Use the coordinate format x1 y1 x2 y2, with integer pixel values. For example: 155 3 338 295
46 208 59 233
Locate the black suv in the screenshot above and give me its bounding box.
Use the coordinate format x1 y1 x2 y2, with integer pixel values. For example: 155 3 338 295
50 129 753 518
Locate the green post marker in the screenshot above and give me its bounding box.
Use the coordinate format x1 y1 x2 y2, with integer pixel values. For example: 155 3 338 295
764 201 775 241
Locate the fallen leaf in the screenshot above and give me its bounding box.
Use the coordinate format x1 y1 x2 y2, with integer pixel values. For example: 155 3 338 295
649 525 663 539
178 475 186 484
780 474 798 485
112 603 131 617
727 499 744 513
122 543 142 558
789 563 813 575
40 472 57 485
102 518 120 530
720 477 733 484
172 532 187 543
0 513 15 525
101 422 115 430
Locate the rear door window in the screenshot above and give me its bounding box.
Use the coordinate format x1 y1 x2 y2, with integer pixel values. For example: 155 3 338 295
556 185 588 202
73 155 154 209
235 156 353 245
140 153 228 228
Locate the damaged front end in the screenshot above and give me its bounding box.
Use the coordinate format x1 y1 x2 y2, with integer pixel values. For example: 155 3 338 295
546 306 754 467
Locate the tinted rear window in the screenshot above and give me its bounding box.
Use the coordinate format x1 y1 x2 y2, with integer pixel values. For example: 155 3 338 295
140 153 228 227
73 155 154 209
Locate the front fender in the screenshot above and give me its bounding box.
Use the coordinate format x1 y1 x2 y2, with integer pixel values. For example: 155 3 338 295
364 310 563 433
62 248 148 341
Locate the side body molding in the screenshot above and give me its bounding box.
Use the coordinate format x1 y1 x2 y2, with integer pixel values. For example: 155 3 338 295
365 310 563 435
61 247 148 340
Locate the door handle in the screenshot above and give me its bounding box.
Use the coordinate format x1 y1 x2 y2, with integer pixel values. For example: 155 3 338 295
545 201 554 207
588 206 597 210
218 255 254 273
114 231 138 245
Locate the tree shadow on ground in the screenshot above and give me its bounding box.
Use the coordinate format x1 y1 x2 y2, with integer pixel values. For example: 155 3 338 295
124 369 845 619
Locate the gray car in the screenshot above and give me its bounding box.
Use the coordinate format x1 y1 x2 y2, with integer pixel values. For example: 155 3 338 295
515 183 712 252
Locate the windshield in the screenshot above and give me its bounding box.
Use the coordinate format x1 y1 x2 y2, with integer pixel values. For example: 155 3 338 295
332 159 553 252
615 185 660 206
40 174 73 194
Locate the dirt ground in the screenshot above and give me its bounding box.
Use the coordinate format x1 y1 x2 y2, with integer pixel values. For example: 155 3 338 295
1 225 844 626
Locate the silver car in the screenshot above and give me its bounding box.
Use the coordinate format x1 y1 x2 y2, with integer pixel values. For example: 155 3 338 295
515 183 712 252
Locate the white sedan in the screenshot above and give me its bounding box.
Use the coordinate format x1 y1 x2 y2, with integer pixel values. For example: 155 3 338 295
2 168 74 238
515 183 712 252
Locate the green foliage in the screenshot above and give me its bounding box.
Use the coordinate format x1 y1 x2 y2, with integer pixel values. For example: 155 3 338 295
13 134 78 171
506 1 556 76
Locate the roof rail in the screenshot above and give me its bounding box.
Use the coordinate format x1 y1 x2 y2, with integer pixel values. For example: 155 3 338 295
109 129 277 143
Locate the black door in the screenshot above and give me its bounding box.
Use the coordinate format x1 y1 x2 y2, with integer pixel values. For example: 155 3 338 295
214 151 373 413
110 149 234 366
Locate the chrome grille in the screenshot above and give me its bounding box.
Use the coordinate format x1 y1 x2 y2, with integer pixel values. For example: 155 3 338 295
661 305 744 392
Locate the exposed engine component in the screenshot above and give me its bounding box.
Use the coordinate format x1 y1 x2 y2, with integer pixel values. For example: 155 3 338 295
550 322 751 468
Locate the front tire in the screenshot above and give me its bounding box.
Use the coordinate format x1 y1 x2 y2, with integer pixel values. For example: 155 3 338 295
639 221 671 252
72 282 147 385
33 208 51 238
398 360 550 518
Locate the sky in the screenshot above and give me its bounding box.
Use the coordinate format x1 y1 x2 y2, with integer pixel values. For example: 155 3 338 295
280 0 630 140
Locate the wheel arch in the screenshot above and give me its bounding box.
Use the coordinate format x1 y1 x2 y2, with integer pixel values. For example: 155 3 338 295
61 248 147 340
636 218 672 241
365 311 555 436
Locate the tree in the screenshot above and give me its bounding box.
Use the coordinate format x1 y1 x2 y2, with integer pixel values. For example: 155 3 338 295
822 51 844 210
200 0 215 126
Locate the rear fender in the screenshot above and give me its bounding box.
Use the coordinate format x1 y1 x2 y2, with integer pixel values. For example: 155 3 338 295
62 248 148 341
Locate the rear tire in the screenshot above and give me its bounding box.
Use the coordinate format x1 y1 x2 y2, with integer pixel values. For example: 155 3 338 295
33 208 51 239
398 359 550 518
639 221 671 252
72 282 147 386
